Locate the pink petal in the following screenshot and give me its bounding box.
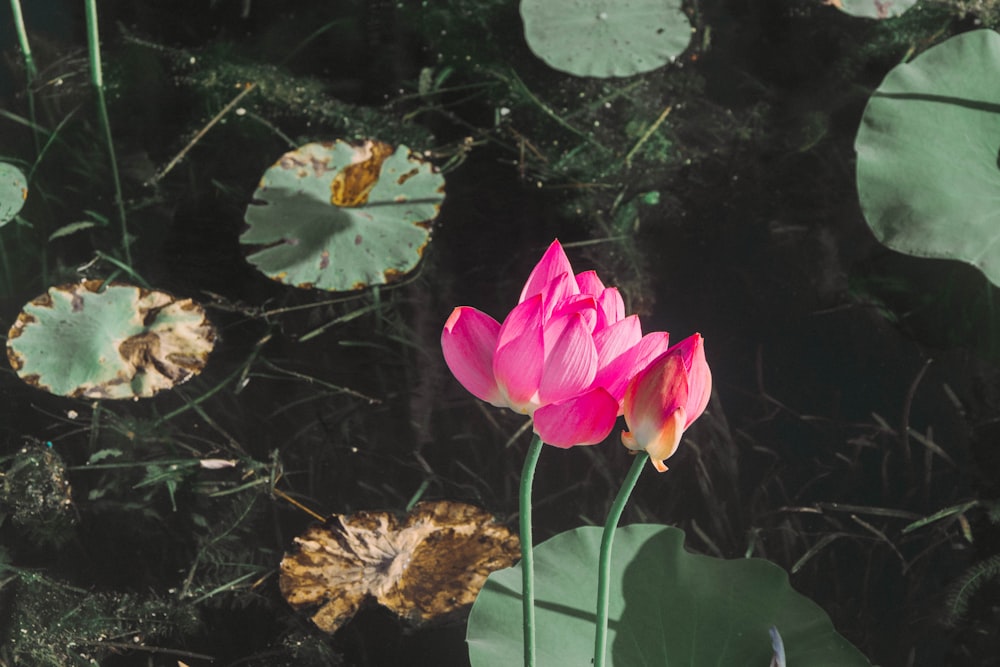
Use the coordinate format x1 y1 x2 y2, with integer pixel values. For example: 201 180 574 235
592 316 643 403
493 310 545 412
621 406 686 472
538 271 578 320
575 270 605 296
623 351 690 437
498 294 542 349
519 239 576 304
675 333 712 427
629 331 671 376
551 294 597 333
533 388 619 447
538 313 598 405
595 288 625 329
441 307 503 405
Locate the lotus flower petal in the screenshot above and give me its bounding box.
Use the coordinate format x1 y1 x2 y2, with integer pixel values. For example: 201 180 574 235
533 388 619 447
575 270 605 296
519 239 577 304
539 313 598 405
441 307 503 405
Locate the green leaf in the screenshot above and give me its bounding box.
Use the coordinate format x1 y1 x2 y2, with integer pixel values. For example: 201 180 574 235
467 525 870 666
520 0 691 78
6 281 216 399
0 162 28 227
48 221 98 241
241 140 444 292
856 30 1000 287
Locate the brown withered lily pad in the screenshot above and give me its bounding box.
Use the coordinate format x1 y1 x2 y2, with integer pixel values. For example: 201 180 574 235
6 281 216 399
279 500 519 633
240 139 445 292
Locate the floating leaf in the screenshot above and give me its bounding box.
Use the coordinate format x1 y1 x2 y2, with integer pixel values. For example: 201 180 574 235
280 500 519 633
467 525 870 666
6 280 216 399
856 30 1000 287
0 162 28 226
241 140 445 291
828 0 916 19
520 0 692 78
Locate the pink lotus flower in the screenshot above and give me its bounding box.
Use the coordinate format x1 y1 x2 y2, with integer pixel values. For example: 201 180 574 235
620 333 712 472
442 240 670 447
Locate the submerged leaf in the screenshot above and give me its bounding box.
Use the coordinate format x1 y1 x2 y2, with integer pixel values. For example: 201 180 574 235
279 500 519 633
241 140 445 291
6 281 216 399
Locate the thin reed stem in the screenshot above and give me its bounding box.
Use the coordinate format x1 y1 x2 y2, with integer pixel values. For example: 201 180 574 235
9 0 40 154
84 0 131 268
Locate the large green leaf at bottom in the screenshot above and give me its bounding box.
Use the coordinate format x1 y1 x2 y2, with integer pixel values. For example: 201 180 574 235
856 30 1000 287
467 525 870 666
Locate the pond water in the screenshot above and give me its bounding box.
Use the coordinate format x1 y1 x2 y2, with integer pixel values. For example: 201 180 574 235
1 1 999 666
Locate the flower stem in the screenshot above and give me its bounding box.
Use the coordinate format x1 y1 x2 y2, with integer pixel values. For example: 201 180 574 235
519 434 544 667
593 452 647 667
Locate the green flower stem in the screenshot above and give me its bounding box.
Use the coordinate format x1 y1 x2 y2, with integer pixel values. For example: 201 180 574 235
84 0 130 268
519 434 544 667
593 452 648 667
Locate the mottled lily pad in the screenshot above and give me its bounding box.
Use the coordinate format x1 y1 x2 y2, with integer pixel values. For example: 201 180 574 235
241 140 445 292
520 0 692 78
0 162 28 227
6 281 216 399
279 500 519 633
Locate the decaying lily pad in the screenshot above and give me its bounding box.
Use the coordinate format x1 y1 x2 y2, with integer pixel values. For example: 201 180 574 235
241 140 445 292
0 162 28 227
279 500 519 633
6 280 216 399
520 0 692 78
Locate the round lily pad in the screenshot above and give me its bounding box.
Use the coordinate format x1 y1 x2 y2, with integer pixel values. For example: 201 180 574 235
0 162 28 227
240 140 445 292
6 281 216 399
520 0 692 78
831 0 916 19
856 30 1000 287
467 525 871 666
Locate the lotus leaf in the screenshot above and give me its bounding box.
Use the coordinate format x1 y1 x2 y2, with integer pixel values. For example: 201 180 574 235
6 281 216 399
856 30 1000 287
0 162 28 227
830 0 916 19
241 140 445 292
467 525 871 666
520 0 691 78
280 500 519 632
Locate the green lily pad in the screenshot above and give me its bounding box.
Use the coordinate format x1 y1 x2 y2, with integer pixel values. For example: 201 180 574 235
0 162 28 227
240 140 445 292
467 525 870 666
520 0 692 78
6 281 216 399
832 0 916 19
856 30 1000 287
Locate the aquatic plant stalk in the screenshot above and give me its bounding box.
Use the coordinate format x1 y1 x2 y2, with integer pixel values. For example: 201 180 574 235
84 0 131 268
9 0 40 155
519 434 544 667
593 452 647 667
